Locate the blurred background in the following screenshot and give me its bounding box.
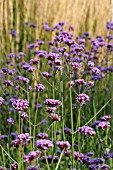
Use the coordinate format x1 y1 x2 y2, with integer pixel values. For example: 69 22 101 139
0 0 112 56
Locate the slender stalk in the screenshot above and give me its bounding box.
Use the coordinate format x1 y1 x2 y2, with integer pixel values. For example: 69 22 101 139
2 147 6 170
52 64 57 154
77 106 81 153
69 61 74 169
18 113 21 170
27 91 32 151
33 92 38 150
60 54 64 140
0 145 18 163
55 149 64 170
44 151 50 170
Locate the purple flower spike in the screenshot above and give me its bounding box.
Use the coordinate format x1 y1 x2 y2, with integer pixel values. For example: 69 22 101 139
76 93 89 105
46 107 57 114
2 67 9 73
30 58 39 65
100 115 111 121
56 141 71 150
27 43 37 49
92 67 100 74
88 81 94 87
3 80 14 86
10 30 16 37
44 99 62 107
12 99 29 111
100 164 109 169
72 62 82 70
0 97 4 104
21 112 28 119
27 165 40 170
78 126 96 136
30 23 37 28
47 53 60 61
75 79 85 85
7 117 14 125
37 132 48 139
64 150 71 157
42 72 52 78
69 26 74 31
87 152 94 157
67 81 75 86
10 163 18 169
50 114 61 121
35 139 53 150
7 53 15 58
98 121 110 129
36 84 45 91
23 150 41 163
88 61 94 67
64 128 72 134
40 155 59 164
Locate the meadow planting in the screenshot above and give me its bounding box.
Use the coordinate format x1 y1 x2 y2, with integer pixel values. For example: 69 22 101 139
0 21 113 170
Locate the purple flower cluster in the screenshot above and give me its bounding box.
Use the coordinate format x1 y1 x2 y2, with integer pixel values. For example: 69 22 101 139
30 58 39 65
21 62 36 72
14 75 29 83
76 93 90 105
36 84 45 91
46 107 57 114
56 141 71 150
67 81 75 86
50 113 61 121
12 99 29 111
21 112 28 119
23 150 41 163
3 80 14 86
78 126 96 136
35 139 53 150
10 163 18 169
73 151 110 169
0 97 4 104
44 99 62 107
98 121 110 129
40 155 59 164
75 78 85 85
7 117 14 125
11 133 32 147
27 165 41 170
72 62 82 70
91 115 111 130
42 72 52 78
37 132 48 139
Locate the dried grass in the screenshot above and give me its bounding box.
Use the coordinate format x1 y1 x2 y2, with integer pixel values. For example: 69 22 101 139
0 0 112 55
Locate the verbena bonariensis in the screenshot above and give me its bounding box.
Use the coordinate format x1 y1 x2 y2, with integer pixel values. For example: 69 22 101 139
0 21 113 170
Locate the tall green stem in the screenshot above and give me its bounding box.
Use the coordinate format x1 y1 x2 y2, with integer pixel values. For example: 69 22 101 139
69 62 74 168
61 54 64 140
33 92 39 150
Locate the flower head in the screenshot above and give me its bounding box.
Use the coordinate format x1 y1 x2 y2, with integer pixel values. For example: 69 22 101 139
7 117 14 125
36 84 45 91
76 93 89 105
12 99 29 111
37 132 48 139
44 99 61 107
78 126 96 136
56 141 71 150
0 97 4 104
35 139 53 150
23 150 41 163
